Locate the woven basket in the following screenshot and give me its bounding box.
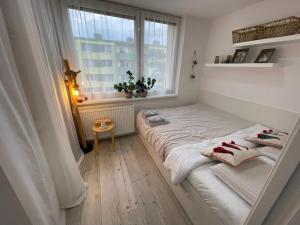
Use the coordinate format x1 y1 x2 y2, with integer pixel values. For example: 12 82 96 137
232 16 300 44
261 16 300 39
232 26 264 44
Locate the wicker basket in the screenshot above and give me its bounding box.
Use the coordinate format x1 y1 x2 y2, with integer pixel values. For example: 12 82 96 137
232 16 300 44
261 16 300 39
232 26 264 44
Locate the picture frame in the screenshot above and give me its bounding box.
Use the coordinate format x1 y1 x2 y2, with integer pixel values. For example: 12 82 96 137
231 48 249 63
255 48 276 63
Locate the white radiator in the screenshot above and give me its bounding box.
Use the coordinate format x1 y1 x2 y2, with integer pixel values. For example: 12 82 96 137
79 105 135 140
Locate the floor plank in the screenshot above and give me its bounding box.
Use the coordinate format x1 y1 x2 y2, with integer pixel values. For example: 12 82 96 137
67 135 192 225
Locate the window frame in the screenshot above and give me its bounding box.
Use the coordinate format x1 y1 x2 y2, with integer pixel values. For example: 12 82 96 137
67 0 181 97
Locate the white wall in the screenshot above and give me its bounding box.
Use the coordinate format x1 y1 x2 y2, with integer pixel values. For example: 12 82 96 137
79 16 209 113
200 0 300 113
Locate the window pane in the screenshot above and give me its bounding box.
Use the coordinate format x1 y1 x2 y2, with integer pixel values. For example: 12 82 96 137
68 8 136 94
144 20 176 92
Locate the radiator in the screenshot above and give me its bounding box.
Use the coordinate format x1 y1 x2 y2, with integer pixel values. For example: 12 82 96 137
79 105 135 140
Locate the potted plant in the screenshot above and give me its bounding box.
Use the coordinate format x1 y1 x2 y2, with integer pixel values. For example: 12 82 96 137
114 71 136 98
135 77 156 97
114 70 156 98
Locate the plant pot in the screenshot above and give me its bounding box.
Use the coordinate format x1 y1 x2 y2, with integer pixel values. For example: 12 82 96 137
139 90 148 97
125 90 133 98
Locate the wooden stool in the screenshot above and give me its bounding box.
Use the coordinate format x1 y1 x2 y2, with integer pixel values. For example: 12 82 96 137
92 120 115 151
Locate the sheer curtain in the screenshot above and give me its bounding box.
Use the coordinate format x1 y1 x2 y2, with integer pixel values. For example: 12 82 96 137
1 0 86 214
142 11 179 94
59 0 138 100
58 0 180 100
0 8 60 225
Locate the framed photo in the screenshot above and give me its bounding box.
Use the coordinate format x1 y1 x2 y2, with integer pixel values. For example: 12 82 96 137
231 48 249 63
255 48 276 63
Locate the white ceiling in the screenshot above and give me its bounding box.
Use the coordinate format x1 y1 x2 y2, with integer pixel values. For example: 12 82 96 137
109 0 263 18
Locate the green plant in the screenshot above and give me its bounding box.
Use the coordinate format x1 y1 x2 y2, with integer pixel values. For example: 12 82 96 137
113 70 136 93
114 70 156 98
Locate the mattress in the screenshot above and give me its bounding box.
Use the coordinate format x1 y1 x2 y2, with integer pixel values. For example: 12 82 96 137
137 103 252 160
187 164 251 225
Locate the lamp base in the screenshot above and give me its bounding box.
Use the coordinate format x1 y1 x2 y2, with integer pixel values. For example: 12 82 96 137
80 141 93 154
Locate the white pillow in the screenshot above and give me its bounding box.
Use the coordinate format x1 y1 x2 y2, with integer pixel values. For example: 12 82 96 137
247 129 288 148
201 139 261 166
211 156 274 205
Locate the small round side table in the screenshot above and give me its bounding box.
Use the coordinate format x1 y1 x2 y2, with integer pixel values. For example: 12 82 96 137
92 122 115 151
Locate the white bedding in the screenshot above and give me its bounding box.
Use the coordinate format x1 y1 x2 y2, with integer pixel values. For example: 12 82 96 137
137 103 252 160
164 124 268 184
211 156 275 206
188 165 251 225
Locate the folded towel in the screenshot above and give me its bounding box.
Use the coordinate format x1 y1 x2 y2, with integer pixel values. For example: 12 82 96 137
257 146 281 161
145 115 169 127
147 120 169 127
142 110 158 117
147 115 165 123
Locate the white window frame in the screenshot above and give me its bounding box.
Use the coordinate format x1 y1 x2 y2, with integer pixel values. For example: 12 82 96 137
67 0 181 98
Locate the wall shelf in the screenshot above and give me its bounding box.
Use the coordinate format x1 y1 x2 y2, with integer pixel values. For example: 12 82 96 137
205 63 282 68
233 34 300 48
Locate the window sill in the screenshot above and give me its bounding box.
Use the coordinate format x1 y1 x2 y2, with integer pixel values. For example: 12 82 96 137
78 94 178 107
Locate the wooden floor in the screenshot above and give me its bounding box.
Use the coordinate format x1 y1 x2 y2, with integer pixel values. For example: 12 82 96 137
66 135 192 225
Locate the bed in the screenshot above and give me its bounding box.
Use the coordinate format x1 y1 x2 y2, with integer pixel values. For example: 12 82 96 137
137 103 281 225
137 103 252 160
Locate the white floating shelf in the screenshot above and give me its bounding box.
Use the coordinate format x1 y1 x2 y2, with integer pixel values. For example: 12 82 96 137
233 34 300 48
205 63 282 68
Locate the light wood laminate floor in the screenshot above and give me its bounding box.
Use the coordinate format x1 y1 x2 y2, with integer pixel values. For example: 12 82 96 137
66 135 192 225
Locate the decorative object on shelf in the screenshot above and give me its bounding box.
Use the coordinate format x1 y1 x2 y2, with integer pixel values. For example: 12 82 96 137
114 70 156 98
232 16 300 44
262 17 300 39
225 55 232 63
232 26 264 44
64 59 93 153
214 56 220 64
190 51 198 79
232 48 249 63
255 48 276 63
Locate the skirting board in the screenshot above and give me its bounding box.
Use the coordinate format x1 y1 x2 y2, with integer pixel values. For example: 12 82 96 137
138 132 222 225
198 90 299 133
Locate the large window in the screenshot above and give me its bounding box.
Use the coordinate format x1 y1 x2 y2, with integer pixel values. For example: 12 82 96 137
68 2 180 98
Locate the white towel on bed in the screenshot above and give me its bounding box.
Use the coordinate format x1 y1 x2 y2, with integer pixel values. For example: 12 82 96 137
257 146 281 161
147 115 165 123
164 124 268 184
211 156 274 205
142 110 158 117
146 115 169 127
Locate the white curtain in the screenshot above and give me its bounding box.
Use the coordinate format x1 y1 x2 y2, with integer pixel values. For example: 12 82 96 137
0 8 60 225
142 11 179 93
1 0 86 215
57 0 180 99
58 0 138 100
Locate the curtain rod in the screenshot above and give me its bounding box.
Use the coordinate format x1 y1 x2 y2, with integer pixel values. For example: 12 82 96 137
78 0 181 19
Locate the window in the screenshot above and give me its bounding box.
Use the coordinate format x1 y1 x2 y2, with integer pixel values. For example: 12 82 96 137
68 2 180 98
84 59 112 67
81 43 112 52
143 19 177 91
86 74 114 81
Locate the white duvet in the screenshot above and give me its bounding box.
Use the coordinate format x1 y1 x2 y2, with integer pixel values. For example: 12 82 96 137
164 124 268 184
211 156 275 205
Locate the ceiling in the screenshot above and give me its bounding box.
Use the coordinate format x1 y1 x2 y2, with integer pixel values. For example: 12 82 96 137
109 0 263 18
